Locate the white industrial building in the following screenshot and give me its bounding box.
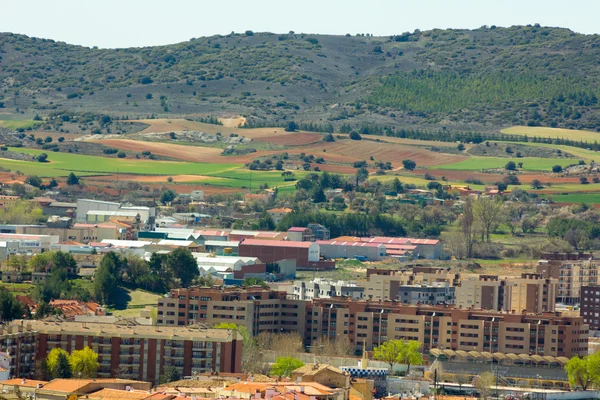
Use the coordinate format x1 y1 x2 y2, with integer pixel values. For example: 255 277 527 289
291 279 364 300
0 233 59 255
316 240 386 261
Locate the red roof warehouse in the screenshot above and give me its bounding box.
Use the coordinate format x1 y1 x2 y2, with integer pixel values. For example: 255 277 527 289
238 239 320 269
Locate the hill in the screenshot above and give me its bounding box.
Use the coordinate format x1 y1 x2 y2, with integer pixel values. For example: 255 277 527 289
2 25 600 132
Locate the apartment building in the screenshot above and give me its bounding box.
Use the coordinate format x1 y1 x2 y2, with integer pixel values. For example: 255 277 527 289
364 267 460 300
291 279 365 300
308 300 588 357
397 283 455 305
581 285 600 331
6 320 242 384
455 274 556 313
0 323 37 378
157 287 308 336
537 253 598 304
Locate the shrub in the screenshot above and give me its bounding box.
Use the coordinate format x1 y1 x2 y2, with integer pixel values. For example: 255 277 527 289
505 161 516 171
37 153 48 163
552 165 563 173
117 151 126 158
580 176 589 184
402 159 416 170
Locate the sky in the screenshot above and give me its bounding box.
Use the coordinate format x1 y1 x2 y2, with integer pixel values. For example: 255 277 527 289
3 0 600 49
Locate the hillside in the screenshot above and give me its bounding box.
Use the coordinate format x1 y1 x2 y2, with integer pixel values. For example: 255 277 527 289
2 25 600 131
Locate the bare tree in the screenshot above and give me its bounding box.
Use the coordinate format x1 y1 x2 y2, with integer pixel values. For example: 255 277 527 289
309 337 354 357
473 197 504 242
255 331 304 358
458 198 476 258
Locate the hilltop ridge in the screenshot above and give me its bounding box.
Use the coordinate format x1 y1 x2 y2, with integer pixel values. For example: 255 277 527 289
1 25 600 132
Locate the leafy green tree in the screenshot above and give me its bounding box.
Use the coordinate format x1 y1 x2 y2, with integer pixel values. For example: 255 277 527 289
69 347 99 378
47 348 72 378
324 133 335 142
373 340 422 373
312 186 326 203
166 248 199 287
356 167 369 183
0 287 24 322
243 277 268 288
160 365 180 384
402 159 416 170
285 121 298 132
26 175 42 187
505 161 517 171
37 153 48 163
552 165 563 173
93 252 121 305
160 190 176 205
565 353 600 390
349 131 362 140
270 356 304 377
66 172 79 185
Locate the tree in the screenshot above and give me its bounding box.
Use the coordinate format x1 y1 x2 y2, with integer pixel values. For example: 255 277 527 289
324 133 335 142
474 371 496 399
48 178 58 188
160 365 180 384
166 248 199 287
69 347 99 378
373 340 402 370
45 136 53 143
243 277 268 288
160 190 176 205
458 197 476 258
398 340 422 374
402 159 416 170
58 137 65 143
117 151 126 158
356 167 369 183
37 153 48 162
0 287 24 322
66 172 80 185
47 348 72 378
552 165 563 173
285 121 298 132
26 175 42 187
270 357 304 378
312 187 326 203
457 143 465 151
531 179 542 189
505 161 516 171
349 131 362 140
565 353 600 390
473 197 504 242
580 176 589 184
93 252 120 305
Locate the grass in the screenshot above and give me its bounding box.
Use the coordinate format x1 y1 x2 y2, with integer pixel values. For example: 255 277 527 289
501 126 600 143
5 148 241 176
203 169 309 188
538 192 600 204
0 120 42 130
0 282 34 296
432 156 574 171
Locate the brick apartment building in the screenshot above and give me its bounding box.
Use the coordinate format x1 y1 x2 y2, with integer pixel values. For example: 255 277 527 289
309 299 588 357
364 267 461 300
157 287 587 358
0 323 37 378
536 252 597 304
456 273 556 313
581 285 600 331
4 320 242 383
157 287 308 336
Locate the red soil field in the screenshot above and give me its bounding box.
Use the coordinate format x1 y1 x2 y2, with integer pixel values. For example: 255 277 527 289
254 132 322 146
302 141 467 167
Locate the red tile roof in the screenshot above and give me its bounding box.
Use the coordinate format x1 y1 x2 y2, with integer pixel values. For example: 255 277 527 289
240 239 313 248
317 240 383 248
288 227 309 232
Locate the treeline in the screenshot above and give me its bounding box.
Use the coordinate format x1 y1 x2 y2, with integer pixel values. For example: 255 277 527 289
242 119 335 133
277 210 407 238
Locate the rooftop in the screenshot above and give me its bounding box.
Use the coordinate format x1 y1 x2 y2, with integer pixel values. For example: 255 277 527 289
241 239 313 248
8 320 237 341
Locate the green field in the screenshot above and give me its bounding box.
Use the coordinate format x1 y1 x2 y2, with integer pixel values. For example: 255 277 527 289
203 169 309 188
3 148 241 176
0 120 42 130
501 126 600 142
432 156 574 171
538 192 600 204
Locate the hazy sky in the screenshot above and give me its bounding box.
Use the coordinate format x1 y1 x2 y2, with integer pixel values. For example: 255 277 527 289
3 0 600 48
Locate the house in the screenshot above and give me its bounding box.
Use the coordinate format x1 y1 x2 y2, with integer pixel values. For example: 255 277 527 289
291 364 350 392
287 227 313 242
266 207 293 225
